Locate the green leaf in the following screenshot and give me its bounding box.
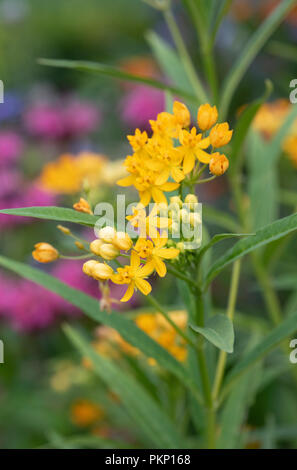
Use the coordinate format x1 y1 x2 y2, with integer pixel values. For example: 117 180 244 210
190 314 234 353
224 309 297 389
229 79 273 167
220 0 296 118
65 325 183 448
217 361 262 449
267 40 297 63
38 58 199 104
146 31 194 95
197 232 252 264
247 131 278 229
0 206 98 227
205 212 297 286
0 255 197 397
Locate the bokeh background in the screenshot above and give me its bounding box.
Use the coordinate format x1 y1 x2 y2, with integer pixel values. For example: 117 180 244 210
0 0 297 448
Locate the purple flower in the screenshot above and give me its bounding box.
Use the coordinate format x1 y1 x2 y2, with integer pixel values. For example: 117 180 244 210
23 100 101 140
0 131 24 165
120 85 165 129
0 91 23 122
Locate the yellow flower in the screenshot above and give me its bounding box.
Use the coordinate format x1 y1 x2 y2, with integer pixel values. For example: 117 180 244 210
179 127 211 173
209 123 233 148
32 242 59 263
71 400 104 427
127 204 171 239
111 252 152 302
127 128 148 152
83 260 114 280
197 104 218 131
73 197 93 214
118 169 179 206
173 101 191 128
146 146 185 185
134 234 180 277
209 152 229 176
39 152 107 194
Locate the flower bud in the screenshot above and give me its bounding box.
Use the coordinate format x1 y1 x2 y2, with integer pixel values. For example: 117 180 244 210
57 225 71 235
169 196 182 208
173 101 191 128
83 260 113 280
75 241 85 250
73 197 93 214
209 153 229 176
113 232 133 251
176 242 185 253
189 212 202 227
99 243 120 260
98 226 116 243
209 123 233 148
179 208 190 223
32 242 59 263
90 239 104 256
184 193 198 210
197 104 218 131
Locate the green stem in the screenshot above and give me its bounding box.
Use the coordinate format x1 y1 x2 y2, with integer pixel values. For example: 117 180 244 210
167 264 197 289
59 254 92 260
146 294 197 349
212 259 241 401
163 8 208 103
183 0 219 103
195 291 216 448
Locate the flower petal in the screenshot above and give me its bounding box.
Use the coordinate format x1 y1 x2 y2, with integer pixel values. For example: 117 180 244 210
171 166 185 183
151 187 167 204
195 148 211 164
155 168 170 186
134 278 152 296
198 136 210 149
120 283 135 302
117 175 135 187
153 257 167 277
139 190 151 207
156 247 180 259
183 152 195 174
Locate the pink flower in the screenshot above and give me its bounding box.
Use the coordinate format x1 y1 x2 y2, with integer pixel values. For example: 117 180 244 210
23 105 65 139
0 131 24 165
120 86 165 129
63 101 101 136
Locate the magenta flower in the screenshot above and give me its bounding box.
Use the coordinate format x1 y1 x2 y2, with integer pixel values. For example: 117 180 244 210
120 86 165 129
0 131 24 165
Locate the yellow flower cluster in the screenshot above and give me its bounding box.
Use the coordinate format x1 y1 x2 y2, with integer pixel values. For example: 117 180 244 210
83 225 180 302
88 310 188 364
253 99 297 168
118 101 232 206
39 152 126 194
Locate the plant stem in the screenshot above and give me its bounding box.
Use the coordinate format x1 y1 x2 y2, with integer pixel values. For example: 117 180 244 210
183 0 219 103
195 291 216 448
59 254 93 260
167 264 197 289
146 294 197 349
212 259 241 401
163 7 208 103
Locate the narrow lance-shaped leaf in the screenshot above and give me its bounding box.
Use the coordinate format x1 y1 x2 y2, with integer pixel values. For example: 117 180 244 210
0 255 200 401
196 233 252 264
65 325 183 449
38 58 199 104
204 213 297 286
0 206 99 227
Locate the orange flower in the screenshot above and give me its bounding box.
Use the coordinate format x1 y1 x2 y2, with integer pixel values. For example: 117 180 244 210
73 197 93 214
32 243 59 263
209 152 229 176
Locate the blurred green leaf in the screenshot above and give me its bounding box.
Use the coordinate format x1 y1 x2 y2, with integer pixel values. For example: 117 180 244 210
220 0 296 118
146 31 194 94
38 58 199 104
205 213 297 286
65 325 184 448
267 40 297 63
247 131 278 230
0 255 198 397
224 309 297 389
203 205 241 233
190 315 234 353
